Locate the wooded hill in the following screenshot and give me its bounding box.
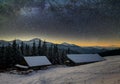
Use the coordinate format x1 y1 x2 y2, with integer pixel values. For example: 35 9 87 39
0 40 71 70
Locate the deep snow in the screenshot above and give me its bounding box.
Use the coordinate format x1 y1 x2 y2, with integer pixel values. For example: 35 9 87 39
0 55 120 84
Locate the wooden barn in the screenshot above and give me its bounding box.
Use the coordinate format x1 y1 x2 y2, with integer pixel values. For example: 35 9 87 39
66 54 105 66
16 56 51 70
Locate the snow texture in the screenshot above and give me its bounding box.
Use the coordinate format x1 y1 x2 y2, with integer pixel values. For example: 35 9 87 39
24 56 51 67
15 64 28 69
0 55 120 84
67 54 104 63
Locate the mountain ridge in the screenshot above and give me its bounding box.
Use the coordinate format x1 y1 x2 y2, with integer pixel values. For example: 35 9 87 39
0 38 118 54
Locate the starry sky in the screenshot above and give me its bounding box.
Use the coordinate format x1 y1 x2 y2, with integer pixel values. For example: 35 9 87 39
0 0 120 47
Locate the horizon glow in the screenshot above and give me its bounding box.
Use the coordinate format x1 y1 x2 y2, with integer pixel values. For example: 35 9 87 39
0 1 120 47
0 36 120 47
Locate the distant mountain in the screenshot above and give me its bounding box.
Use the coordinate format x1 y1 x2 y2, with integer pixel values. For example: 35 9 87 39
0 38 112 54
0 40 10 46
61 42 75 46
0 38 118 54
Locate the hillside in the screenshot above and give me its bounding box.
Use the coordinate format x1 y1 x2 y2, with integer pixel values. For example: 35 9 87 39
99 49 120 57
0 55 120 84
0 39 108 54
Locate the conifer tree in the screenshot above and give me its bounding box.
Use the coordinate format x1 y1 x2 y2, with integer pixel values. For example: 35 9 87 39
0 44 6 69
5 44 15 67
12 40 21 65
20 41 24 55
32 41 36 56
67 47 71 54
41 41 47 56
53 44 59 64
25 44 30 56
48 44 53 63
61 50 67 64
38 40 41 55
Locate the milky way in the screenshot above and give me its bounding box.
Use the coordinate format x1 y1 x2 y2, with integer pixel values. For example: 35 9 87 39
0 0 120 47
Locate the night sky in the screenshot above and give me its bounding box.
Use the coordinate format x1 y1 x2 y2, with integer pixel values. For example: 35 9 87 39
0 0 120 47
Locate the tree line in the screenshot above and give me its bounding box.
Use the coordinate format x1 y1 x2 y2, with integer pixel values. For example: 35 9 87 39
99 48 120 57
0 40 71 70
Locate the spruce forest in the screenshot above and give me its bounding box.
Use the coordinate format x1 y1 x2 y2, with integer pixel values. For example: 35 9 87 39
0 40 70 69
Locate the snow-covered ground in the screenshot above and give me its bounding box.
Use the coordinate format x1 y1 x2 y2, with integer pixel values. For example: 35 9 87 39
0 55 120 84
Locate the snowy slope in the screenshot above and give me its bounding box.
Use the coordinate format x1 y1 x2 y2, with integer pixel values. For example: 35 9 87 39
0 55 120 84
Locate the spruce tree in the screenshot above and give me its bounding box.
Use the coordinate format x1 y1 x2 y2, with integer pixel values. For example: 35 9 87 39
41 41 47 56
67 47 71 54
53 44 59 64
61 50 67 64
32 41 36 56
38 40 41 55
25 44 30 56
48 44 53 62
5 44 15 67
12 40 21 65
0 45 6 69
20 41 24 55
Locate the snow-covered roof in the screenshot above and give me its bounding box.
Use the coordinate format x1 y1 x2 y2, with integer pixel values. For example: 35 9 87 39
67 54 104 63
24 56 51 67
15 64 28 69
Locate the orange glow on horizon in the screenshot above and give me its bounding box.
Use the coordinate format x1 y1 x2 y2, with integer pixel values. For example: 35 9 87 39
0 37 120 47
